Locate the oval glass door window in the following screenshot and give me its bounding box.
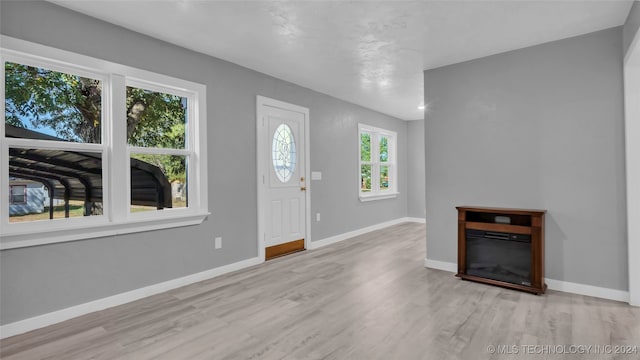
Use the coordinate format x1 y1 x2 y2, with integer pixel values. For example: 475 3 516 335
272 124 296 183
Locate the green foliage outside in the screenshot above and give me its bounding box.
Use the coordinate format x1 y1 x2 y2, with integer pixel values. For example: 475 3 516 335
360 133 371 191
360 133 371 162
380 165 389 190
5 62 102 142
5 62 187 182
379 137 389 190
125 86 186 149
380 136 388 162
361 165 372 192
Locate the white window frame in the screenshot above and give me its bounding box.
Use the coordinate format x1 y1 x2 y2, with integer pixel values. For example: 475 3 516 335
0 36 208 250
124 79 196 220
358 123 398 201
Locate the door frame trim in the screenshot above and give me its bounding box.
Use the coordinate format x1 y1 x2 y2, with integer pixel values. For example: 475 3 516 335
256 96 311 261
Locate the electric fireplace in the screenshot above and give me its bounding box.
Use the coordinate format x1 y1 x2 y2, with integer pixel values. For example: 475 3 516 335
456 206 546 294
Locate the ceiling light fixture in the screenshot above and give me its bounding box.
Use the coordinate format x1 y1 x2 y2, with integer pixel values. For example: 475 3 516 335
418 105 425 110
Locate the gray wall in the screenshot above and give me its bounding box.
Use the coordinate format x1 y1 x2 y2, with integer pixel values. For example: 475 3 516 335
407 120 425 218
624 1 640 56
424 27 628 290
0 1 408 325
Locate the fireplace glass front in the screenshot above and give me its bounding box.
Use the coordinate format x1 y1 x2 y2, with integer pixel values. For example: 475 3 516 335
465 229 532 286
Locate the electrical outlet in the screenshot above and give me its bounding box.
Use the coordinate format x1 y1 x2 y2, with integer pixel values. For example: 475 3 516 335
316 213 321 222
214 237 222 249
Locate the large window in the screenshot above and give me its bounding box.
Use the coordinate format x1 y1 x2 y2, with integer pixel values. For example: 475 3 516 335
1 38 208 249
358 123 397 201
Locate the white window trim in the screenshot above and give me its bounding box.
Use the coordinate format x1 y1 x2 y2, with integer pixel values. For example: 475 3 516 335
358 123 398 201
0 36 208 250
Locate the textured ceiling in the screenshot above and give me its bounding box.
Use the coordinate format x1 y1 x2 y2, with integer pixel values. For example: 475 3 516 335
51 1 633 120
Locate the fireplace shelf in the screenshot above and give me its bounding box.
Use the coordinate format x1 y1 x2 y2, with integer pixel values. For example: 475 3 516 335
456 206 547 295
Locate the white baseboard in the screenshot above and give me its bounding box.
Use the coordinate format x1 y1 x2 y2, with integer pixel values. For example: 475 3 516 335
0 256 263 339
422 258 630 303
545 278 630 303
309 217 422 250
423 258 457 272
404 217 426 224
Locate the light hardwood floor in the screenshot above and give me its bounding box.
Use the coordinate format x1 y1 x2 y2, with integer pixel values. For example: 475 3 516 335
1 222 639 360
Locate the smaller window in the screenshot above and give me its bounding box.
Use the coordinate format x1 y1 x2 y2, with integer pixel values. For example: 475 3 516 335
358 124 397 201
9 185 26 204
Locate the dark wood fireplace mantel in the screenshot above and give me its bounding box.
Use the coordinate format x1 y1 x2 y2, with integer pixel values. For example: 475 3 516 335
456 206 547 294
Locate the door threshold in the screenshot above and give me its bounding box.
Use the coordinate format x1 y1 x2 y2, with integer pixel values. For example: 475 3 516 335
266 239 305 260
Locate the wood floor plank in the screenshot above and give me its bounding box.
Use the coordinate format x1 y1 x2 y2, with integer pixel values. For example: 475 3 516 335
2 222 639 360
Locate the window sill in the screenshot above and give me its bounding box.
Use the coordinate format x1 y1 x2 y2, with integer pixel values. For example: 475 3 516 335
0 212 210 250
359 192 399 202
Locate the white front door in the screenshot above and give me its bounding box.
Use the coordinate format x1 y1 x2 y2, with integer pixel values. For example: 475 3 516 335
257 97 309 260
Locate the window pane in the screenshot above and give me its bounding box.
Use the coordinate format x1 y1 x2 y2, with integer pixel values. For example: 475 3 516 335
380 136 389 162
8 148 103 223
4 62 102 143
130 154 187 212
126 86 186 149
360 165 372 192
380 165 389 191
272 124 296 183
360 133 371 162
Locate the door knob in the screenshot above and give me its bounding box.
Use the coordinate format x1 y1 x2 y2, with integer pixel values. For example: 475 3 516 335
300 186 307 191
